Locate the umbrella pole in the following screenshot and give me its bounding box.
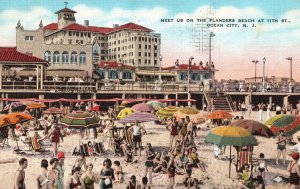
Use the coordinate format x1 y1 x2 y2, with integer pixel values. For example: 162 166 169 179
229 145 232 178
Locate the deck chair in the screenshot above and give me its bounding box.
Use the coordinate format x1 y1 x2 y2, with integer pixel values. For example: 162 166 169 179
79 144 89 156
236 146 252 172
94 142 105 154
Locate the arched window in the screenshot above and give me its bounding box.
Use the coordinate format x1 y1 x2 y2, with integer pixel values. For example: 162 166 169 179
79 52 86 64
44 51 51 62
71 52 77 64
62 51 69 64
53 51 60 64
179 72 186 81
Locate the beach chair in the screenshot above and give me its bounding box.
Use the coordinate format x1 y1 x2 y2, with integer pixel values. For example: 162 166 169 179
237 146 252 172
94 142 105 154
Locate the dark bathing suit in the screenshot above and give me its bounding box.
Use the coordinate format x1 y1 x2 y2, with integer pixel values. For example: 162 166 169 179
69 177 82 189
290 163 300 185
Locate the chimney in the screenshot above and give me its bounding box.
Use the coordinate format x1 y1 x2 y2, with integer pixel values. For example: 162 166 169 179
113 24 119 28
84 20 89 27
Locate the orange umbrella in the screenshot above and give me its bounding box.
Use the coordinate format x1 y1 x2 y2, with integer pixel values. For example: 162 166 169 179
208 110 234 120
0 112 33 128
26 102 46 109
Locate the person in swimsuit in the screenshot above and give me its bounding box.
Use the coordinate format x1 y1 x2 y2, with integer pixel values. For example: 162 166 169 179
179 118 187 145
113 161 123 183
37 159 56 189
73 154 88 174
65 167 85 189
49 125 63 157
144 143 155 185
57 151 65 189
14 158 28 189
126 175 137 189
256 153 268 188
129 121 146 156
139 177 151 189
153 152 167 173
166 117 178 151
288 153 300 189
49 158 59 189
99 159 114 189
276 130 287 165
167 155 176 189
81 163 96 189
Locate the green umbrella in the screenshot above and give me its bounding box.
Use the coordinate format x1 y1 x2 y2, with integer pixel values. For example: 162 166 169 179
60 112 100 129
205 126 258 178
147 101 166 111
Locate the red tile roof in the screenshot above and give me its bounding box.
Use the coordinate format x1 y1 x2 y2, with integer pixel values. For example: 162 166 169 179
163 64 212 71
99 61 134 70
55 8 77 14
0 47 49 66
44 23 58 30
43 22 152 34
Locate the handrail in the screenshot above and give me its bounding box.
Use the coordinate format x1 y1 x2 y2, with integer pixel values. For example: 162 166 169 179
224 91 235 112
203 91 212 111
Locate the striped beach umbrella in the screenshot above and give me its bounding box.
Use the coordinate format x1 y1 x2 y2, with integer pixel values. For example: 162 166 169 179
59 112 100 129
117 108 136 119
26 102 46 109
156 106 179 119
119 112 159 123
147 101 166 111
132 103 154 112
1 102 27 114
266 115 300 136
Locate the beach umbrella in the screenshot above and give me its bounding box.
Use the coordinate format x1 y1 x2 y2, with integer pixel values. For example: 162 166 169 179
156 106 179 119
43 107 64 115
207 110 234 120
119 112 159 123
132 103 154 112
205 126 258 177
266 115 300 136
231 119 273 138
265 114 286 127
0 112 33 128
59 112 100 129
117 108 136 119
147 101 166 111
1 102 27 114
174 107 206 124
26 102 46 110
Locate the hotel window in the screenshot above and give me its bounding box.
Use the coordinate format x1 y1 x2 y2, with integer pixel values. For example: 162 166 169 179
79 52 86 64
62 51 69 64
25 36 33 41
123 71 132 79
71 52 78 64
138 59 141 64
53 51 60 64
69 31 72 36
145 45 147 49
44 51 51 62
154 60 157 65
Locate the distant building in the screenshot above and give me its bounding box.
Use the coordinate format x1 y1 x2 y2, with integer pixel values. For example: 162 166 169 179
245 76 291 84
16 5 161 79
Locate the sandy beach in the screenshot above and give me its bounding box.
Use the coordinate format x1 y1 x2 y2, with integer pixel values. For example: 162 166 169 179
0 111 292 189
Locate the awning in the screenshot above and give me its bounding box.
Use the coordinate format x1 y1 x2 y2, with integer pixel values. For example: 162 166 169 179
47 69 88 77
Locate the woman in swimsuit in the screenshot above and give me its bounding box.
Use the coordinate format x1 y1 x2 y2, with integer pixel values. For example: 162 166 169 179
65 167 85 189
153 152 167 173
81 163 96 189
14 158 28 189
144 143 155 185
276 130 287 165
37 159 56 189
166 117 179 151
288 153 300 189
126 175 137 189
256 153 268 188
113 161 123 183
167 155 176 189
99 159 114 189
57 151 65 189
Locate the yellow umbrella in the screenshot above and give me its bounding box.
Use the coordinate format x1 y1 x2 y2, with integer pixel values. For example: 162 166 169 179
117 108 136 119
156 106 179 118
174 107 206 124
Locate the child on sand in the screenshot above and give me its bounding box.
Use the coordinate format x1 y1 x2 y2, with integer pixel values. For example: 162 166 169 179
113 161 123 183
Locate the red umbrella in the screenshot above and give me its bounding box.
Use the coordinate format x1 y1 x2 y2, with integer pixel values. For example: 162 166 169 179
90 105 101 112
43 107 64 114
231 119 273 138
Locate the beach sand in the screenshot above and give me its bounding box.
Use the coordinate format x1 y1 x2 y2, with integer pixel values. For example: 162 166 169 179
0 111 291 188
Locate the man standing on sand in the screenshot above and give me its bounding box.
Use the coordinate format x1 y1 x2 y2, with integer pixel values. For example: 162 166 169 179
14 158 28 189
258 103 263 121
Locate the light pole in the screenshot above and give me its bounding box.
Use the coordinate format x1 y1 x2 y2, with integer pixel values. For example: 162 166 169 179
262 57 266 92
188 56 194 94
252 60 259 82
209 32 215 67
159 55 162 82
286 57 292 82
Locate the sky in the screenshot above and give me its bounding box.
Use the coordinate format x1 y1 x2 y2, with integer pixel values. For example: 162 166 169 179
0 0 299 81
